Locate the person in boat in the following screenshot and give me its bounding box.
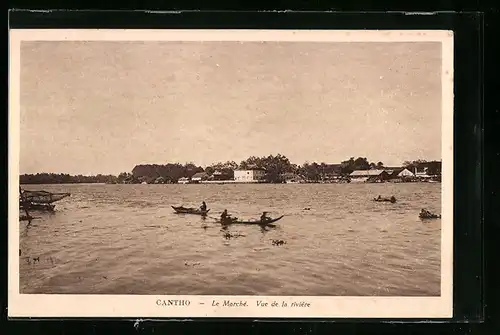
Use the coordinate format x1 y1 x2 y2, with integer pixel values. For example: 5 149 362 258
200 201 207 212
19 186 32 220
221 209 230 224
376 195 382 200
390 196 396 202
420 209 433 217
260 211 270 223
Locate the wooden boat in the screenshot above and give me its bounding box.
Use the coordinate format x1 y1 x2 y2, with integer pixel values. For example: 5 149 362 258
373 196 396 203
19 202 56 212
419 213 441 219
171 206 210 216
19 189 71 212
21 190 71 204
23 203 56 211
220 215 284 227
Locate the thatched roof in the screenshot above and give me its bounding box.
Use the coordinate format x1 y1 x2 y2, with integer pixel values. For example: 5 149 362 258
192 172 209 179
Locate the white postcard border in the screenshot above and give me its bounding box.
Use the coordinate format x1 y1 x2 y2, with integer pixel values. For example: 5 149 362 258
8 29 454 318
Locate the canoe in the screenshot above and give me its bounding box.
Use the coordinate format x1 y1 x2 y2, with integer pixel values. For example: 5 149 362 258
221 215 284 227
171 206 210 215
373 197 396 203
21 190 71 204
419 214 441 219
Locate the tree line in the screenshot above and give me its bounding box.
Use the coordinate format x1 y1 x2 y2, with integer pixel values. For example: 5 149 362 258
20 173 118 184
19 155 441 184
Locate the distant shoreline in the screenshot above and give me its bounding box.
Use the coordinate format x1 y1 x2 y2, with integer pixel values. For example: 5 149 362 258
20 182 107 186
19 156 442 186
20 181 441 186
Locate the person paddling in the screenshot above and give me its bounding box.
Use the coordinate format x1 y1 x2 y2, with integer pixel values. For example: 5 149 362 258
221 209 230 224
420 208 432 217
200 201 207 212
260 211 270 223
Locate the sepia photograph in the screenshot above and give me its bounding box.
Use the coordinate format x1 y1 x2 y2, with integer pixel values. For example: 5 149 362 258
9 29 454 318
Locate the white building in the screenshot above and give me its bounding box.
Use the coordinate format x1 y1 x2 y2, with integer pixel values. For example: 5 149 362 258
397 168 415 178
191 172 209 182
233 168 266 182
178 177 191 184
414 167 432 178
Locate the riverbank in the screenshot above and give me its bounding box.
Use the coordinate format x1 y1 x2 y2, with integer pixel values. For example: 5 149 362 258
20 179 441 186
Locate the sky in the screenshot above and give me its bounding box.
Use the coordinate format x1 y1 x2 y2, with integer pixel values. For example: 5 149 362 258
19 41 442 175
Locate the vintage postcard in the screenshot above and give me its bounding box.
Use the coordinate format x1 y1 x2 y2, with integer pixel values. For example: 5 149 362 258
8 29 454 318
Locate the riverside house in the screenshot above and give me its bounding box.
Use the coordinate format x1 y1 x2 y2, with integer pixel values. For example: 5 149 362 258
383 167 415 179
394 168 415 180
233 168 266 183
178 177 191 184
395 168 415 178
191 172 209 183
383 167 416 182
414 166 433 179
211 170 233 181
349 169 391 183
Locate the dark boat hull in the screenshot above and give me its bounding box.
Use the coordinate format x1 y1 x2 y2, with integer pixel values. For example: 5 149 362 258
419 215 441 220
172 206 210 215
221 215 284 227
373 198 396 203
20 203 55 211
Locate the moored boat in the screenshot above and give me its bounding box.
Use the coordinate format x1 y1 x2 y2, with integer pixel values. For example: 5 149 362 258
19 189 71 212
25 203 56 211
21 190 71 204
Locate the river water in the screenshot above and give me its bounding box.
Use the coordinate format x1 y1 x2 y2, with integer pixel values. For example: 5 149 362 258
18 183 441 296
